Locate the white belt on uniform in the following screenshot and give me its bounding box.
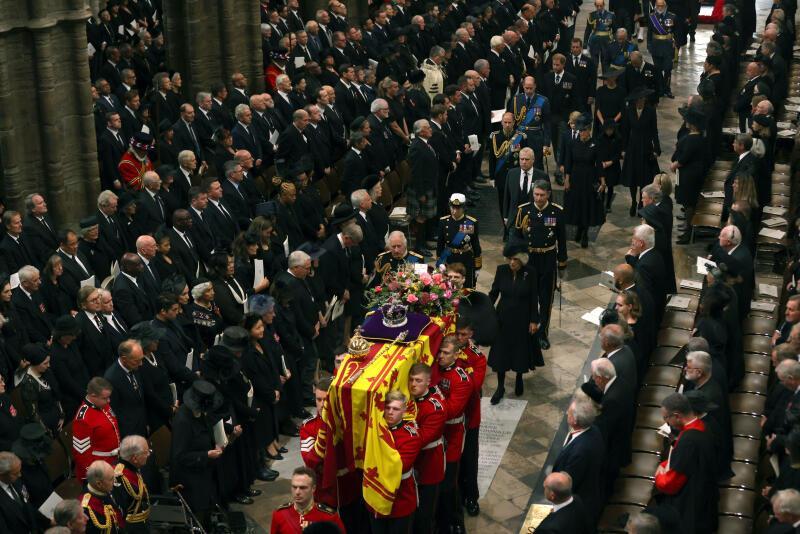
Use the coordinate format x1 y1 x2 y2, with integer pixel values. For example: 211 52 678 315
93 448 119 457
401 470 413 480
422 437 444 450
445 415 464 425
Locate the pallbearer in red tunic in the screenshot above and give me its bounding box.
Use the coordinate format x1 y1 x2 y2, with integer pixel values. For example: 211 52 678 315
113 435 151 533
82 460 124 534
433 335 472 532
367 390 422 534
455 317 487 516
409 363 447 534
654 393 718 534
270 467 346 534
73 378 121 481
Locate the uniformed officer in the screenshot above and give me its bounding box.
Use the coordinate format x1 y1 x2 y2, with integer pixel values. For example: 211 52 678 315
373 230 425 284
647 0 677 98
454 318 487 518
510 179 567 349
436 193 482 288
507 76 551 171
584 0 615 71
113 435 150 533
271 467 346 534
367 391 422 534
72 377 121 481
82 460 123 534
624 51 661 106
433 336 472 533
299 378 332 505
605 28 638 71
489 112 526 213
409 363 447 534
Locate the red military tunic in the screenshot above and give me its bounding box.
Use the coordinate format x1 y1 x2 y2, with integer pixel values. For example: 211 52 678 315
82 489 123 534
435 362 472 463
72 399 121 480
300 414 362 508
270 501 346 533
458 342 487 430
117 151 153 191
368 420 422 519
413 386 447 485
114 461 150 527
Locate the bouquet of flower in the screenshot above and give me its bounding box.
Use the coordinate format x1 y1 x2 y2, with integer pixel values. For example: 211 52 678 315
365 265 459 317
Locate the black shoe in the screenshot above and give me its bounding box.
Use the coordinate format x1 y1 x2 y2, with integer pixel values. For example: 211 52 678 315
234 495 255 505
490 387 505 405
279 446 288 453
629 203 637 216
514 374 524 396
257 468 279 481
540 337 551 350
266 451 284 461
665 90 675 99
247 488 263 497
464 498 480 516
690 33 696 43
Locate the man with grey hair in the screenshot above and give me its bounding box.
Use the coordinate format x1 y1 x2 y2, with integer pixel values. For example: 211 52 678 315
22 193 58 268
136 171 166 234
275 109 311 178
421 45 446 99
375 230 424 279
231 103 262 167
0 210 34 274
538 472 591 531
0 451 38 531
684 349 732 469
13 265 53 343
626 223 666 321
116 435 152 530
724 132 756 218
53 498 87 532
351 188 381 269
600 324 637 389
589 356 634 498
172 102 203 164
81 461 122 532
710 224 753 319
407 119 438 256
552 394 605 522
772 488 800 526
220 160 251 224
639 183 676 294
766 360 800 457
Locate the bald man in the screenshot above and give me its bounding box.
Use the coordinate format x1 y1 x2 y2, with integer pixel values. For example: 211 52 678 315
536 472 592 533
136 171 167 234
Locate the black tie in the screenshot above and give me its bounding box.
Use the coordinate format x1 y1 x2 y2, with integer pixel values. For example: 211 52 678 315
116 132 124 147
188 123 200 154
94 315 104 332
8 484 22 505
522 171 529 195
128 371 139 391
574 56 578 68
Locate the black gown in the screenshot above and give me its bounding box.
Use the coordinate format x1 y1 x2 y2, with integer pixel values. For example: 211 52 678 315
596 130 623 187
242 342 280 449
621 104 660 188
49 342 90 420
487 264 543 372
19 371 64 436
594 85 626 133
169 405 220 517
672 132 706 207
564 137 605 229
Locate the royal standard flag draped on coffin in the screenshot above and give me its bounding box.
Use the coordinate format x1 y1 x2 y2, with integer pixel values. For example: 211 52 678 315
315 314 454 515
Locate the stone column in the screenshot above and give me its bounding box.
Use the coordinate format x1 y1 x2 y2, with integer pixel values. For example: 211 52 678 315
163 0 264 100
0 0 100 225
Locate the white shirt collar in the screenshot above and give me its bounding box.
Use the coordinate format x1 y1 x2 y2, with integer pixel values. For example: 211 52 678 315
552 496 574 513
607 347 622 358
121 272 138 285
640 247 653 258
738 150 750 161
603 376 616 394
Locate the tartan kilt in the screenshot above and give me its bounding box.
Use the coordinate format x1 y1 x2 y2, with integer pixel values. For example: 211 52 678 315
406 188 437 219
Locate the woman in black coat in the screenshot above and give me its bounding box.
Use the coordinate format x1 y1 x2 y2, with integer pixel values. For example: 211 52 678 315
597 121 623 212
271 287 306 426
188 280 225 353
594 72 626 134
208 254 248 328
0 375 21 451
170 381 224 525
49 316 90 420
622 89 660 216
19 345 64 437
670 107 706 242
40 256 75 317
564 116 606 248
487 249 542 404
693 287 729 371
0 276 27 371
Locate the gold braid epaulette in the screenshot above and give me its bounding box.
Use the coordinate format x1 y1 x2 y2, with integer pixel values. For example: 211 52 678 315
116 465 150 523
513 97 527 125
492 134 512 158
82 494 117 532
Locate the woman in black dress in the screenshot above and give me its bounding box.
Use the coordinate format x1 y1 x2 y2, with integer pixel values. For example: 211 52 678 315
208 253 248 327
594 70 626 135
564 115 606 248
152 230 179 280
693 287 729 372
248 217 286 280
0 374 21 451
0 275 27 370
622 87 660 216
212 128 236 178
597 121 623 212
615 291 653 383
40 255 75 317
117 192 143 250
49 316 89 419
19 344 64 437
487 246 542 404
365 175 390 247
671 106 706 243
233 231 271 296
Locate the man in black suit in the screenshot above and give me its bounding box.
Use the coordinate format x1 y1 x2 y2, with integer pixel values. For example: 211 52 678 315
173 151 202 211
407 119 439 255
319 219 362 304
99 288 129 351
167 210 202 285
341 133 369 197
226 72 250 112
0 452 39 533
710 224 754 320
12 266 54 344
733 62 770 132
640 184 676 293
188 187 216 264
120 89 142 141
502 148 548 227
273 74 298 127
541 55 577 156
172 104 204 164
111 253 154 327
488 36 513 109
97 111 127 190
220 161 252 228
99 47 123 89
76 286 115 377
193 92 219 163
351 189 382 274
135 234 162 309
589 358 634 499
136 171 167 235
723 133 757 218
96 190 127 266
305 104 334 180
601 323 639 389
210 82 235 130
104 339 149 438
334 65 359 128
231 104 263 167
536 472 592 534
201 178 238 250
22 193 58 268
552 396 605 523
95 78 122 114
56 230 94 308
0 211 34 275
565 39 598 112
275 109 312 179
250 94 278 169
625 224 666 323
